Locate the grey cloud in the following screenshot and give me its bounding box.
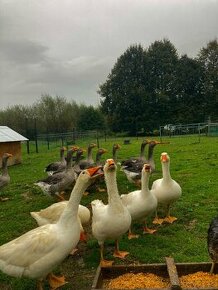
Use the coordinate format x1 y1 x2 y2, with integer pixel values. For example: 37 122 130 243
0 38 49 64
0 0 217 109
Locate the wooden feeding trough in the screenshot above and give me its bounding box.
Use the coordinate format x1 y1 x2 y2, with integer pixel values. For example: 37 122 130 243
92 257 218 290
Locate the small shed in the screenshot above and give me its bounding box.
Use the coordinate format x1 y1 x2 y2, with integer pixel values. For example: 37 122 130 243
0 126 28 168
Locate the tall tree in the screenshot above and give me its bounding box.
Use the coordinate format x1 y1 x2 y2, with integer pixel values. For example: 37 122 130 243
197 40 218 120
99 44 148 134
145 39 179 127
172 54 205 123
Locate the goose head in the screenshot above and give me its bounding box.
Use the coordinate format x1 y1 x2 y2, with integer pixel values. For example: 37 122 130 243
161 152 170 163
113 144 121 151
77 166 103 187
97 148 107 156
76 148 86 159
60 146 67 153
89 143 97 149
2 153 13 167
87 165 103 178
143 163 151 173
104 158 116 172
3 153 13 159
70 146 79 152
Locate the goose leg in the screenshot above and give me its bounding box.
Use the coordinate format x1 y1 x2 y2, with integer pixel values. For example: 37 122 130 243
0 197 10 202
100 243 114 267
128 227 139 239
143 221 157 234
163 205 177 223
47 272 67 289
135 179 141 188
113 239 129 259
36 279 44 290
153 210 164 225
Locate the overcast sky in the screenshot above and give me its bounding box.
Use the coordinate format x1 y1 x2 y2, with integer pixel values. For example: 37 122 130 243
0 0 217 109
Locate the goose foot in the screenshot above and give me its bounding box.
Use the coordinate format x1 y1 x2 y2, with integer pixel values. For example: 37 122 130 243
47 273 67 289
56 192 65 201
0 197 10 202
163 216 177 223
100 259 114 267
80 231 87 242
153 217 164 225
113 250 129 259
69 248 78 255
97 187 106 192
83 191 90 196
128 233 139 239
143 227 157 234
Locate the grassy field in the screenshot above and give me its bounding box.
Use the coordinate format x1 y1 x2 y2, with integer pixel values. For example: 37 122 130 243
0 135 217 289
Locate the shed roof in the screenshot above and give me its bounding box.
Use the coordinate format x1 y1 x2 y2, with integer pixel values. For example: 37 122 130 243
0 126 28 142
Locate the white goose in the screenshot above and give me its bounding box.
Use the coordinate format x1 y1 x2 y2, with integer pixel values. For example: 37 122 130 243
151 152 182 224
30 202 90 242
91 159 131 267
120 163 157 239
0 166 101 290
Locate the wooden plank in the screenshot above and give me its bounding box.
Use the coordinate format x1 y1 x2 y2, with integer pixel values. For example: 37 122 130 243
165 257 181 290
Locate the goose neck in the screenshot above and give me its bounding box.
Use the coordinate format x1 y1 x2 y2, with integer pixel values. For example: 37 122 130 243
147 145 154 161
140 143 146 158
105 170 121 204
141 172 150 194
162 162 171 180
2 158 8 175
58 177 87 225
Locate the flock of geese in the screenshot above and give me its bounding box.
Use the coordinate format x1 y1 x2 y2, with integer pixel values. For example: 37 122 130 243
0 141 217 289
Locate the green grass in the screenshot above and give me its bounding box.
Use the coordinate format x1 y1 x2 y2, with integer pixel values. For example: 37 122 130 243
0 135 218 289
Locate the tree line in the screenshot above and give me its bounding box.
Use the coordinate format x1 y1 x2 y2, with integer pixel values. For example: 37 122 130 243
0 95 105 139
0 38 217 137
99 39 218 135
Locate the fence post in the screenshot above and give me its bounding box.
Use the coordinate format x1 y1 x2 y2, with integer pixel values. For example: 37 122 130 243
159 126 162 142
61 133 64 146
25 117 30 154
47 130 50 150
96 130 99 148
34 118 38 153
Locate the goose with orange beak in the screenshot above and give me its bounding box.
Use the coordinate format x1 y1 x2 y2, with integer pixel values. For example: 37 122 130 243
151 152 182 224
0 166 102 290
91 159 131 266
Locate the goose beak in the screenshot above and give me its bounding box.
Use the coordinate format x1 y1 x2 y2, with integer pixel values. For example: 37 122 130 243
143 163 151 172
157 141 170 144
71 146 79 151
107 159 116 170
87 166 104 179
161 153 168 162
